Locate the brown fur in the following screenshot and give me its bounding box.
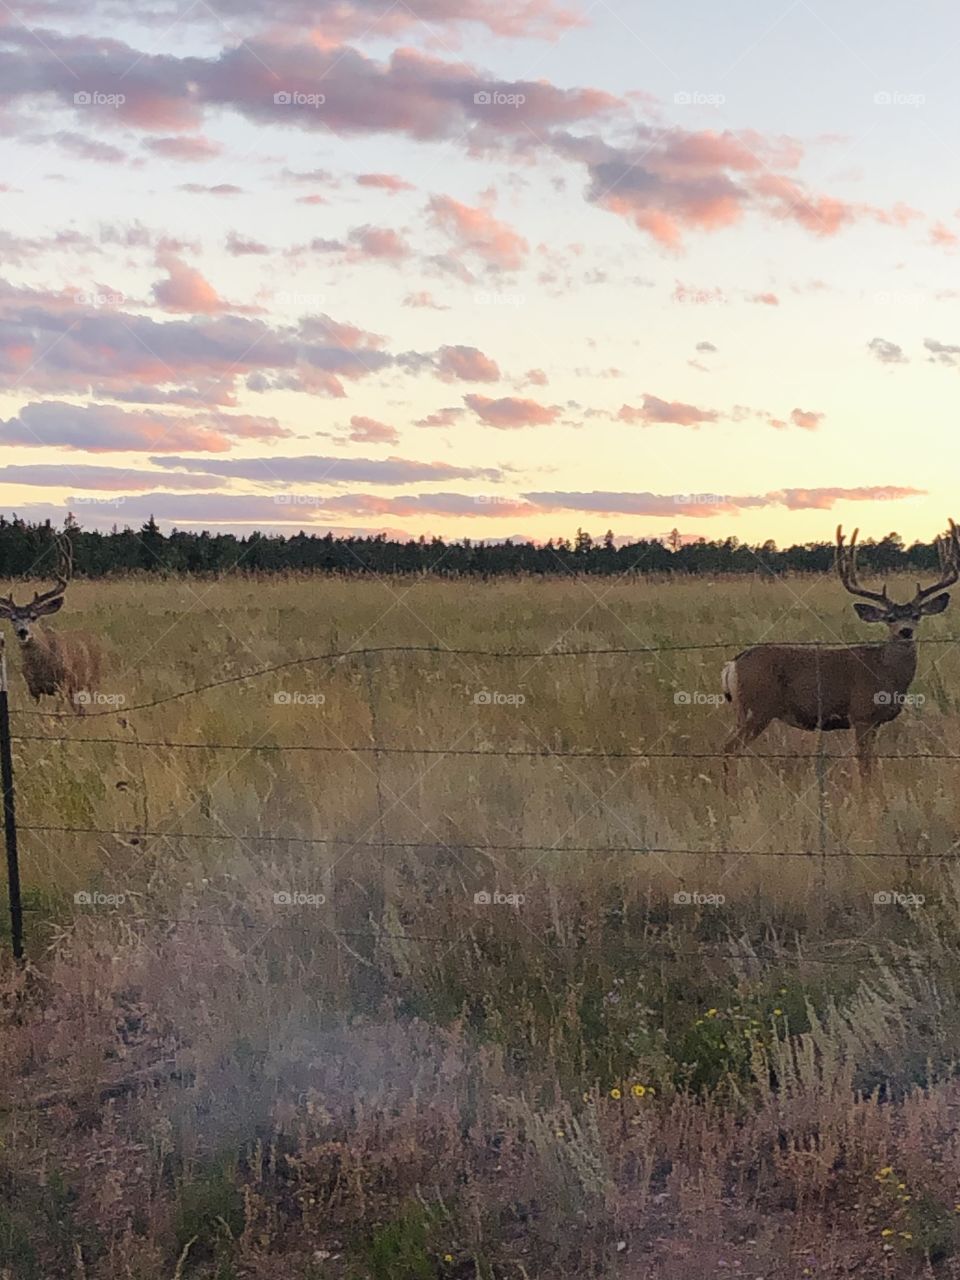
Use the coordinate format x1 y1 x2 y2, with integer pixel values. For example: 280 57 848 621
723 521 959 778
722 639 916 767
20 628 101 712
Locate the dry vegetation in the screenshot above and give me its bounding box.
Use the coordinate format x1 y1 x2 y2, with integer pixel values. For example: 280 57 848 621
3 571 960 1278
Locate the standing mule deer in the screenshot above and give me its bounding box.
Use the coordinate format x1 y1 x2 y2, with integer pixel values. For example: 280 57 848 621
722 520 959 776
0 536 101 712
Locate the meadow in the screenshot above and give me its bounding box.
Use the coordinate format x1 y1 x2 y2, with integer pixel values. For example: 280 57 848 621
3 571 960 1278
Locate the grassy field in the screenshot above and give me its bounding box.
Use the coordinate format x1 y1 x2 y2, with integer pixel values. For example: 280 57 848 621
3 571 960 1278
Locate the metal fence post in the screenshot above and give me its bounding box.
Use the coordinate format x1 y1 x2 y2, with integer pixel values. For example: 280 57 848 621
0 644 23 960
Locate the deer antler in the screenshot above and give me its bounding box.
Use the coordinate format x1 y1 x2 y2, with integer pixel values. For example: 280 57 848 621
30 532 72 608
910 518 960 606
836 525 889 605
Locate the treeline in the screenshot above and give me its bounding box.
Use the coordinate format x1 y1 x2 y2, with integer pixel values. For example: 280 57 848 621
0 516 947 580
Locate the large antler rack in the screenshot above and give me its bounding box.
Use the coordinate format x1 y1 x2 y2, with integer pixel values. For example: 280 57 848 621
835 526 890 605
909 518 960 607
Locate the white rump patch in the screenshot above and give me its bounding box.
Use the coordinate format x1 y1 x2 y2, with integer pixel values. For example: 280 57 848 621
721 660 737 702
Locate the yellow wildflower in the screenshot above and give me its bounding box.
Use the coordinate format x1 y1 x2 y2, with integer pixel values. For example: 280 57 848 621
880 1228 894 1237
631 1084 646 1098
610 1087 621 1099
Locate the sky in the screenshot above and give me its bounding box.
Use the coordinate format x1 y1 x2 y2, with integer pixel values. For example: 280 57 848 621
0 0 957 546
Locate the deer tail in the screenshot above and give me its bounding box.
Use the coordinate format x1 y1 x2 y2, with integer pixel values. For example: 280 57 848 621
721 659 737 704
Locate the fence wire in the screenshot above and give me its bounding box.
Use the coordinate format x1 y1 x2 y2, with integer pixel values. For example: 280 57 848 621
5 637 960 958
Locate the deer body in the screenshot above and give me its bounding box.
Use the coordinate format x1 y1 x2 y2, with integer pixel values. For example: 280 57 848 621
20 627 101 708
723 521 959 776
723 640 914 735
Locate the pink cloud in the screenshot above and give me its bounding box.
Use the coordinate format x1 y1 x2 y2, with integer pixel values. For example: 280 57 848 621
788 408 824 430
403 291 447 310
618 395 720 426
348 225 411 260
355 173 415 193
151 254 229 314
178 183 243 197
435 345 501 382
428 194 528 269
0 401 288 453
347 414 400 444
555 127 918 249
321 492 539 518
523 485 926 516
775 485 922 510
464 393 559 427
0 280 401 401
415 407 464 427
144 135 221 161
751 291 779 306
930 220 959 249
226 231 270 256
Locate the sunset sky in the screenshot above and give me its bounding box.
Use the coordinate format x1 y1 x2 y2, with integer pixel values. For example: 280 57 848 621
0 0 957 545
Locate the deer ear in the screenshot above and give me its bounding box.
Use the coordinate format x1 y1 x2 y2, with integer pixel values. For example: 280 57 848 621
853 602 889 623
33 596 64 617
920 592 950 615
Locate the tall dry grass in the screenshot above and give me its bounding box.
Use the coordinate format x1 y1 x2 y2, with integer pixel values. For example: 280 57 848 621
1 571 960 1277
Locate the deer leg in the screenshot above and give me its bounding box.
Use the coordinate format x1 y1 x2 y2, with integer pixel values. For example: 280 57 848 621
853 722 880 782
722 716 770 790
723 715 770 755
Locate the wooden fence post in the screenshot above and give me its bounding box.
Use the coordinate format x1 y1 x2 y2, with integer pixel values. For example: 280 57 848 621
0 643 23 960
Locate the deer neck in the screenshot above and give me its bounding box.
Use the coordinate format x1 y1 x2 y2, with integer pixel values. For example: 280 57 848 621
880 635 917 687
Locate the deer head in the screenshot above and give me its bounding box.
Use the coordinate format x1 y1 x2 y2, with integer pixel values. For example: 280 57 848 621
0 535 72 644
836 520 959 642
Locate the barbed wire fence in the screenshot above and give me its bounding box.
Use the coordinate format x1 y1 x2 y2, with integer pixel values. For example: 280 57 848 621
3 638 960 961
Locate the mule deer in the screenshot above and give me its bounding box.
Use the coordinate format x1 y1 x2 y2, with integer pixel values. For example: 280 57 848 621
0 536 101 713
722 520 959 776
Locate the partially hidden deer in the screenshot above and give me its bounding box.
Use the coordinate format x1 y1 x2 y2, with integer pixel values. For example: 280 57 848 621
0 536 101 713
722 520 959 776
